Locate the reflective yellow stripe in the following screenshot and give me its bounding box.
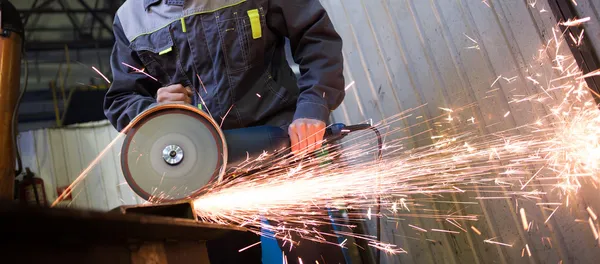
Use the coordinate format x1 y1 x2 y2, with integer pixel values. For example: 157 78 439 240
158 47 172 55
198 104 203 110
247 9 262 39
181 18 187 33
129 0 248 42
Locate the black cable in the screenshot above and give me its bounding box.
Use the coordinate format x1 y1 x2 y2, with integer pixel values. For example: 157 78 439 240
370 126 383 161
342 123 383 264
369 126 383 264
13 55 27 177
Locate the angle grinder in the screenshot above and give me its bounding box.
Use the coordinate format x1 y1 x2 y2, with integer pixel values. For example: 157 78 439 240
120 103 379 203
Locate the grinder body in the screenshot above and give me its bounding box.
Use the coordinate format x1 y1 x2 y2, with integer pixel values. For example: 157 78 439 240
121 104 294 202
121 103 344 203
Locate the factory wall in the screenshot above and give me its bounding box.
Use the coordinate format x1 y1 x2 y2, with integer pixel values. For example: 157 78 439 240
17 120 143 210
15 0 600 263
322 0 600 264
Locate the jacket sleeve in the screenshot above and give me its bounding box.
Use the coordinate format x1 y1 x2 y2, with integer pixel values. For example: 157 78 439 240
104 15 161 132
268 0 345 123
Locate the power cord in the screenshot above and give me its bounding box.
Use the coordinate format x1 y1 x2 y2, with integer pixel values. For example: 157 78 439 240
325 123 383 264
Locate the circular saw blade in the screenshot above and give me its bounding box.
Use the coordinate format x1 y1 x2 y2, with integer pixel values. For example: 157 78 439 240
121 104 227 202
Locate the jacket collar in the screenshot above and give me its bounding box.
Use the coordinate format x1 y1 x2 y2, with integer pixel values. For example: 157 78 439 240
144 0 161 10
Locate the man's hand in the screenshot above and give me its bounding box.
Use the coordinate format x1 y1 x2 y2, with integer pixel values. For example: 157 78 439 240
288 118 327 155
157 84 192 104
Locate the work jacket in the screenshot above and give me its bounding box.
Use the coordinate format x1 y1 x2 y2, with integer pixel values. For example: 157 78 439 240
104 0 345 132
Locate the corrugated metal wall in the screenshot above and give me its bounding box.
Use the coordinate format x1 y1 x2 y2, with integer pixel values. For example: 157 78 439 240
16 0 600 263
322 0 599 264
18 120 143 210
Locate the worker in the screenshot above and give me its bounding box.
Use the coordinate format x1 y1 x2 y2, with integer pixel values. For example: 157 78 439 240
103 0 346 263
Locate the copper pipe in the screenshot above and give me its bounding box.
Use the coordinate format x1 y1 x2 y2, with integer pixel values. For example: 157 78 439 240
0 31 22 200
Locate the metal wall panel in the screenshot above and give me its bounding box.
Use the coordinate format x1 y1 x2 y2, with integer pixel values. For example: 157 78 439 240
17 120 143 211
322 0 599 263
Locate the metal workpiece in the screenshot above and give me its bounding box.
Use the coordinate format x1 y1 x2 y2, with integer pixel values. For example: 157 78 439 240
113 199 201 221
0 200 246 264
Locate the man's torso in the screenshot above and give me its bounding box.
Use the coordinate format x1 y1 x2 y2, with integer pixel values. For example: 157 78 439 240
116 0 299 129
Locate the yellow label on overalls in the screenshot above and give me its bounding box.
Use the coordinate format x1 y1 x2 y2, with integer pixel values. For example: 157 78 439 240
181 18 187 33
247 9 262 39
158 47 172 55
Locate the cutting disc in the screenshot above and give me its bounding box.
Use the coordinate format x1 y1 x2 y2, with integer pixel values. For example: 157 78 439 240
121 104 227 202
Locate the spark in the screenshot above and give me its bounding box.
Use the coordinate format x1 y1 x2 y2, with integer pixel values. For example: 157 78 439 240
453 186 466 193
504 111 511 118
196 93 214 120
339 238 348 248
122 62 158 82
525 244 532 257
521 167 543 190
463 33 480 50
256 93 262 98
471 226 482 235
545 206 559 224
577 69 600 80
92 66 111 84
588 207 598 221
521 208 529 231
527 76 540 85
408 224 427 232
577 29 585 46
197 74 208 94
239 241 261 252
589 217 599 240
344 81 356 91
446 219 467 232
560 17 590 27
484 238 513 247
491 75 502 87
464 33 478 44
431 229 460 234
475 197 512 200
439 107 454 113
503 76 518 83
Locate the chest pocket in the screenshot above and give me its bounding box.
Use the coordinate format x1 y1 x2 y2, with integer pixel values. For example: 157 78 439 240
129 26 189 87
214 6 265 73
